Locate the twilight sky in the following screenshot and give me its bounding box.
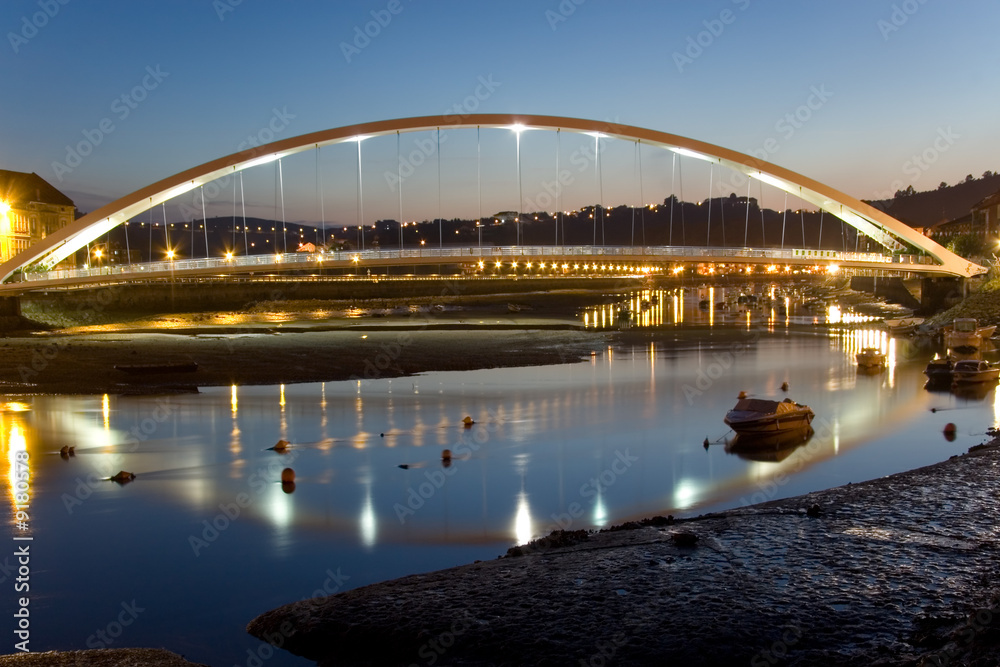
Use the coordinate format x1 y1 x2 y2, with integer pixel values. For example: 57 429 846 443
2 0 998 228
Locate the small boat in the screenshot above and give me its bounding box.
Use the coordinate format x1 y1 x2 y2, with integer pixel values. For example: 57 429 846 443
723 397 815 435
855 348 885 368
951 359 1000 385
944 319 995 350
884 316 924 335
507 303 521 313
698 299 710 310
923 356 953 386
114 361 199 375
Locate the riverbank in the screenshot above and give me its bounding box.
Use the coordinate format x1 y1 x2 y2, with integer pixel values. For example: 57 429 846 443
247 441 1000 666
0 324 604 394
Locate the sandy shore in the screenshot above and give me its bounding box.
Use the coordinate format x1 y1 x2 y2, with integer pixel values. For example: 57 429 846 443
247 442 1000 666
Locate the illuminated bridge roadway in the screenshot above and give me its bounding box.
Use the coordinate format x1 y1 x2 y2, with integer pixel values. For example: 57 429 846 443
0 113 985 294
0 244 958 294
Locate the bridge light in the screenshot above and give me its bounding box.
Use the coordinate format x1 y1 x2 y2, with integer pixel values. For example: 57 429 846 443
93 248 102 259
351 255 359 263
495 260 503 268
562 263 569 270
511 261 518 269
827 264 840 275
0 201 10 215
526 262 532 269
477 261 485 269
225 251 234 261
573 264 579 270
276 253 283 262
539 262 546 269
166 250 175 260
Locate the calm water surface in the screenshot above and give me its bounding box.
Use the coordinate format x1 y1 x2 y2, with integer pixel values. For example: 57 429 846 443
4 287 998 666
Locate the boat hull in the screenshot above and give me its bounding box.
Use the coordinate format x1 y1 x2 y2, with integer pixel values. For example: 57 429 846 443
856 351 885 368
952 370 1000 384
724 409 814 434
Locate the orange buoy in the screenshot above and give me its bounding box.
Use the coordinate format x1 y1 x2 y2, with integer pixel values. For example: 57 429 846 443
943 423 957 434
273 439 289 453
442 448 452 461
280 468 295 483
780 381 789 392
281 481 296 494
737 391 747 399
462 416 475 428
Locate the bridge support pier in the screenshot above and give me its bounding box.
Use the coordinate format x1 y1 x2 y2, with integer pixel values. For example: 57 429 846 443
919 277 965 314
0 296 22 331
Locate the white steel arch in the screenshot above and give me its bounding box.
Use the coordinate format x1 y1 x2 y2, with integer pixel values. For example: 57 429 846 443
0 114 983 281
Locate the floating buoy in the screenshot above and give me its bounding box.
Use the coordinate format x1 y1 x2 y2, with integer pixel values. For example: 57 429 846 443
272 439 289 453
110 471 135 483
280 468 295 483
737 391 747 399
943 423 957 434
703 438 710 449
780 381 789 392
281 481 296 494
442 449 452 461
462 416 475 428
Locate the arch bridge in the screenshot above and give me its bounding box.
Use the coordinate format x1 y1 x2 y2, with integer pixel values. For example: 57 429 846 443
0 114 982 294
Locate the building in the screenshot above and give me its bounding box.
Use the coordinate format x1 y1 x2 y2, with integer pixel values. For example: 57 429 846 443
971 189 1000 240
0 169 75 264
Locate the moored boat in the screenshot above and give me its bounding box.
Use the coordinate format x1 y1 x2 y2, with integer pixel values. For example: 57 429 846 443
723 397 815 434
884 316 924 335
944 318 994 350
950 359 1000 385
114 361 199 375
923 356 953 387
855 348 885 368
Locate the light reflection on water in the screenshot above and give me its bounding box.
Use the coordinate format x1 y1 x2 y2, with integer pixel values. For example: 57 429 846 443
3 327 998 665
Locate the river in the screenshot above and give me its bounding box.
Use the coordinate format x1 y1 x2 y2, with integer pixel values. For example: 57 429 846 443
3 284 997 666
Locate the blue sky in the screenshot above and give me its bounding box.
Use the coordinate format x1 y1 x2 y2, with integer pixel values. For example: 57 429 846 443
2 0 997 226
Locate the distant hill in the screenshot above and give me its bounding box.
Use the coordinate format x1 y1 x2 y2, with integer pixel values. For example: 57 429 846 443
865 173 1000 229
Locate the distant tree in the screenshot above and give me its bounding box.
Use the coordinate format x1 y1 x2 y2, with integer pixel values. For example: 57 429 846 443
894 185 916 198
965 174 975 183
984 170 995 179
947 232 986 259
938 181 948 189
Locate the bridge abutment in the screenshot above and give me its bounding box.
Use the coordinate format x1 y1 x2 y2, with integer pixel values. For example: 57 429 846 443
0 296 23 331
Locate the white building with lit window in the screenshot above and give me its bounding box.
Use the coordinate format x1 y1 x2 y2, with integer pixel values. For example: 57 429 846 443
0 169 75 263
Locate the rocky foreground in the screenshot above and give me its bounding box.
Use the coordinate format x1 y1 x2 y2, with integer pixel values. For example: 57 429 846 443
247 443 1000 666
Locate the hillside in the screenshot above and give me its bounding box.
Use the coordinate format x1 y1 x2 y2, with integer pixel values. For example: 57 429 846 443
866 173 1000 229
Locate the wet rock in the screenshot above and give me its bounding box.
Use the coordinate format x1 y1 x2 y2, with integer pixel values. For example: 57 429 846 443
807 503 823 517
671 531 699 547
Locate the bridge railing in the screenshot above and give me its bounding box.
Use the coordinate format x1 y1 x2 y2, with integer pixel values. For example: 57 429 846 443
17 245 927 283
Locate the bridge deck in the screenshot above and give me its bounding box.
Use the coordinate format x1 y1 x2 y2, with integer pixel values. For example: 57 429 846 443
1 245 950 294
